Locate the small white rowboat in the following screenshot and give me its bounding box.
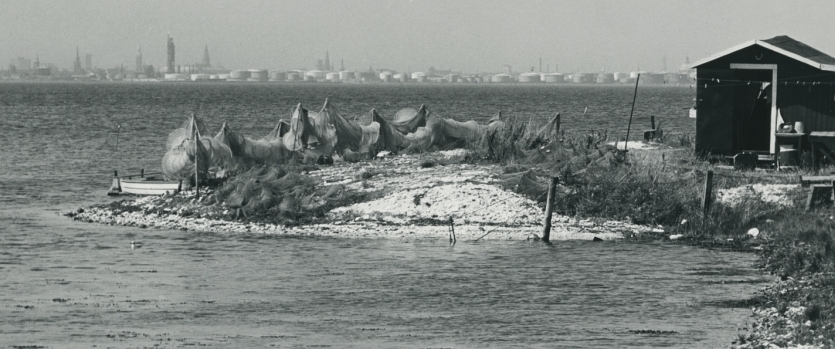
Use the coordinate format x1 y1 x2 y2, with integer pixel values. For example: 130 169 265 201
119 178 180 195
108 170 180 196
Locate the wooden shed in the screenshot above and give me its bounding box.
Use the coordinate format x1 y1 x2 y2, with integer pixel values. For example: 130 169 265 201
690 35 835 164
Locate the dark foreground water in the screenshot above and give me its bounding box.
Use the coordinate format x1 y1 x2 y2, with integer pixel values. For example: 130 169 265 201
0 82 767 348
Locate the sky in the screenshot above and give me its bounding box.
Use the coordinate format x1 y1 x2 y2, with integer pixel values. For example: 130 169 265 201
2 0 834 73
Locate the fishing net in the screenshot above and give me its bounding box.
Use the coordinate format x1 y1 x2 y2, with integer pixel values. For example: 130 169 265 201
318 99 380 161
162 116 233 180
390 105 429 134
209 165 356 222
215 121 291 167
282 104 337 159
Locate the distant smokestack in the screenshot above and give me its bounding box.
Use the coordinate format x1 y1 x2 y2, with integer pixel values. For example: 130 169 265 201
167 34 175 74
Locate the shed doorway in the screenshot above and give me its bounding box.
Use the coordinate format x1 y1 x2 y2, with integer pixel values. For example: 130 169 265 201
731 69 773 153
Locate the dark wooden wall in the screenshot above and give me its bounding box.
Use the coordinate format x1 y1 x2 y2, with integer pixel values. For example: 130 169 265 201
695 44 835 155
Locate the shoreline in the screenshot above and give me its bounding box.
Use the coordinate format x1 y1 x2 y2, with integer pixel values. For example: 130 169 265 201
65 148 834 348
68 150 658 241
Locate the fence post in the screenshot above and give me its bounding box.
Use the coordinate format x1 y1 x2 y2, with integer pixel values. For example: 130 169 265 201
702 170 714 213
448 216 456 244
650 115 656 130
542 176 559 242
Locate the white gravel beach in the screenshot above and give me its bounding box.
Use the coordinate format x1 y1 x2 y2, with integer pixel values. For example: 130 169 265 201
70 150 662 241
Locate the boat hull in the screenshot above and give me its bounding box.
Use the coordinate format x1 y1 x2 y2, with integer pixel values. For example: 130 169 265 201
119 178 180 195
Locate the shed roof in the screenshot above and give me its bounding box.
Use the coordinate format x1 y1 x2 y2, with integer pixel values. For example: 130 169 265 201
689 35 835 71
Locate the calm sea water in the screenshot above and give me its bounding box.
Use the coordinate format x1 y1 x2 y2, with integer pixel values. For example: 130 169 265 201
0 82 765 348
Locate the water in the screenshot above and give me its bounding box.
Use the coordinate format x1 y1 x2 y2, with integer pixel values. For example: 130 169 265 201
0 82 766 348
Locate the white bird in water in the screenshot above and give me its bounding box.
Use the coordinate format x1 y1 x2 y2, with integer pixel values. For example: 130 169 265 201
583 107 588 114
131 241 142 249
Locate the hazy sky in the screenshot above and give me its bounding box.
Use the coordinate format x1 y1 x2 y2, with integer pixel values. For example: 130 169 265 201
2 0 834 73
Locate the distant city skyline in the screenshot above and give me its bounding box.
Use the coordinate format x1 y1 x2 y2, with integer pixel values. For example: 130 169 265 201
2 0 834 73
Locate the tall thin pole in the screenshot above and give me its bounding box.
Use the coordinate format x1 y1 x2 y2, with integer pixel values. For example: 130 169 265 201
115 123 120 152
624 74 641 151
193 117 200 199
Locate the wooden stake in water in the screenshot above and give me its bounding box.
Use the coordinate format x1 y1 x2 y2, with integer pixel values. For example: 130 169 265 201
542 176 559 242
115 123 120 152
448 217 456 244
624 74 641 151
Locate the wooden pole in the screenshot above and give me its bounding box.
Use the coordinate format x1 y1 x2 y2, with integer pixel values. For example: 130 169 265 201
193 119 200 199
702 170 714 213
115 124 120 152
555 113 561 136
448 217 456 244
542 176 559 242
831 180 835 206
650 115 655 130
624 74 641 151
140 168 144 178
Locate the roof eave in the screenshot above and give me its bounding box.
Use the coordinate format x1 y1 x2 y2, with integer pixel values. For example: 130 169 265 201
689 39 832 71
688 40 757 69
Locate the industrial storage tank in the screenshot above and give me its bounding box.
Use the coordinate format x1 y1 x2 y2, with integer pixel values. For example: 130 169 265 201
379 72 392 82
411 72 425 80
572 73 591 83
209 75 219 80
326 72 340 82
640 73 666 84
164 73 189 81
613 72 625 81
393 73 408 82
306 70 325 79
270 71 287 81
543 73 565 83
191 74 210 81
339 71 355 81
303 75 316 82
286 72 300 81
492 73 512 83
229 70 251 80
218 74 230 80
247 69 268 82
518 72 541 83
596 73 614 84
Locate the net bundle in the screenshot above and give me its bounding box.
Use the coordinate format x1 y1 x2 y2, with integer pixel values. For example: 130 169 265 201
209 165 323 219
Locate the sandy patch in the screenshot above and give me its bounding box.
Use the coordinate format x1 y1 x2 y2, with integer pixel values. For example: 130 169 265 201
717 184 799 207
